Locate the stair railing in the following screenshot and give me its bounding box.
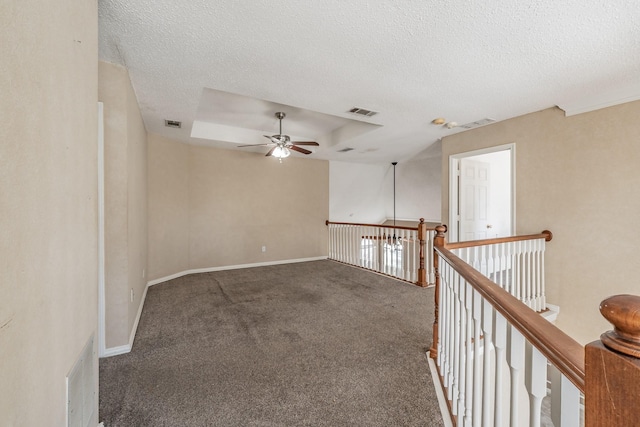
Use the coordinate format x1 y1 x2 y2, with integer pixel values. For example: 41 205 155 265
325 218 435 286
431 224 640 426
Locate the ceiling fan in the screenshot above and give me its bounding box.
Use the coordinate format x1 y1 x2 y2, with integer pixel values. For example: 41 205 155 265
238 112 319 160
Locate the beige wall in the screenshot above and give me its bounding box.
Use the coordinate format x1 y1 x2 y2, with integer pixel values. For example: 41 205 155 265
147 137 329 280
0 0 99 424
147 134 190 278
99 61 148 349
441 103 640 344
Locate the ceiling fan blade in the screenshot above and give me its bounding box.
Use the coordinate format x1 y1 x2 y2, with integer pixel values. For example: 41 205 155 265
237 143 274 148
264 135 281 143
291 141 319 146
289 145 312 155
265 146 277 157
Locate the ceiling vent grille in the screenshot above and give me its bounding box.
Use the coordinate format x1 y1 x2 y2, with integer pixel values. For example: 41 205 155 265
458 118 496 130
164 120 182 128
348 107 378 117
337 147 354 153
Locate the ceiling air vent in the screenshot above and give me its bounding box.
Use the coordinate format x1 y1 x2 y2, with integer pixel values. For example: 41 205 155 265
164 119 182 128
348 107 378 117
458 118 496 130
337 147 354 153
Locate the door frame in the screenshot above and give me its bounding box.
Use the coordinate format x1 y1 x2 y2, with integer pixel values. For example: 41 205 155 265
449 143 516 242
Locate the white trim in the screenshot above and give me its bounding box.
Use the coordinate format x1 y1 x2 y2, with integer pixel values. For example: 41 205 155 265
128 283 148 347
559 94 640 117
102 344 131 358
448 143 516 242
101 278 150 358
97 102 106 358
147 256 328 287
427 355 454 427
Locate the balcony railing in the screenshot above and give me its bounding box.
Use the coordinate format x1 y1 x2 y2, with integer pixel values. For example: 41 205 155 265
430 225 640 426
326 219 436 286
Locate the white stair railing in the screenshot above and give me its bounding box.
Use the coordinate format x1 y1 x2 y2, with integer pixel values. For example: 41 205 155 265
326 219 435 286
432 227 584 427
446 231 552 312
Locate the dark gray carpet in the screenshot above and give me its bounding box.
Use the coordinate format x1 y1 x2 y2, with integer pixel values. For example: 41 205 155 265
99 260 444 426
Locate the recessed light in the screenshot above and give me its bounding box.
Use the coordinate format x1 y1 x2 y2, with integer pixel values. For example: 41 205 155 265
431 118 446 125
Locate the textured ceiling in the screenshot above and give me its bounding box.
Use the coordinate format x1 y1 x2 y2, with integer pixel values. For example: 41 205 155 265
99 0 640 163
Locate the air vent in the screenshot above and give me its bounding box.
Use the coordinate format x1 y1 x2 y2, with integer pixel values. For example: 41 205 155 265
164 120 182 128
337 147 354 153
348 107 378 117
458 118 496 130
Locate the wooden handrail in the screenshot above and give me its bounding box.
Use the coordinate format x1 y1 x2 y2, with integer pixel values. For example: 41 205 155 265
434 242 585 392
444 230 553 250
325 219 435 231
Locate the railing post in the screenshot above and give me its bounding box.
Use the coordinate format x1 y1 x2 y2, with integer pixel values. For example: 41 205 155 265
585 294 640 427
417 218 428 287
429 224 447 360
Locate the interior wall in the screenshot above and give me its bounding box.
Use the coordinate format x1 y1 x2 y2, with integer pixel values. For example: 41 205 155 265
99 61 148 350
329 161 388 223
441 103 640 344
0 0 99 424
147 139 329 281
391 155 441 223
147 134 190 280
329 152 441 225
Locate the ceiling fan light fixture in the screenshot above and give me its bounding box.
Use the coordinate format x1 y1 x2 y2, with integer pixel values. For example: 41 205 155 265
272 146 290 158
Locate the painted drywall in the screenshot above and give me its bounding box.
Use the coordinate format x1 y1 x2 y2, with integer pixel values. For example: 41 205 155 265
99 61 148 349
441 103 640 344
329 161 388 223
147 134 190 279
147 139 329 280
330 152 441 225
0 0 99 425
389 155 441 223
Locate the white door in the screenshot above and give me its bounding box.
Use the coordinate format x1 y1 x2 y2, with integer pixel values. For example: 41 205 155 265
459 158 491 241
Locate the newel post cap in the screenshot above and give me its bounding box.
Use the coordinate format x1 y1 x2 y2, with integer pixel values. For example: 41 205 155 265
600 294 640 358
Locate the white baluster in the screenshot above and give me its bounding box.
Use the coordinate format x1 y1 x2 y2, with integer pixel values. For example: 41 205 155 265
472 288 483 426
525 342 547 426
507 324 525 427
453 272 464 415
482 299 494 427
550 365 581 427
540 238 546 311
463 281 473 427
493 311 507 427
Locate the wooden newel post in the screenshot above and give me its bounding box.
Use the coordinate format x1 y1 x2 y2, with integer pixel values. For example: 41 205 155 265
416 218 428 287
429 224 447 360
585 294 640 426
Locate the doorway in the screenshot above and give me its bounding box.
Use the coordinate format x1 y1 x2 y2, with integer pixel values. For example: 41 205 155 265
449 144 515 242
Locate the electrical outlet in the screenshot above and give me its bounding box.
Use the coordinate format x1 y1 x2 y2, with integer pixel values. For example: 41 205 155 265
261 246 266 252
130 289 134 302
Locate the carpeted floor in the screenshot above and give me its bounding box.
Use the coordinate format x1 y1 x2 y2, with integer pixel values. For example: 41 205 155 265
99 260 444 426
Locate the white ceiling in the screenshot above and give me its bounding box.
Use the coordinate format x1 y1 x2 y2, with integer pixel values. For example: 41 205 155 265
98 0 640 163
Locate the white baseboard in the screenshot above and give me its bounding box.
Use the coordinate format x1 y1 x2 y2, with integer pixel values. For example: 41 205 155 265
427 355 454 427
102 344 131 358
101 281 149 358
147 256 328 287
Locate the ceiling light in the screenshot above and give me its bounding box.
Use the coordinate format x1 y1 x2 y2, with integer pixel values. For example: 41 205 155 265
272 146 290 159
431 118 446 125
445 122 458 129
